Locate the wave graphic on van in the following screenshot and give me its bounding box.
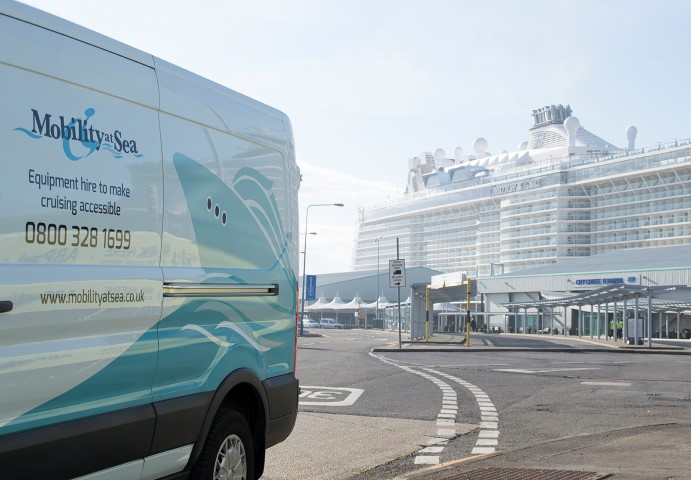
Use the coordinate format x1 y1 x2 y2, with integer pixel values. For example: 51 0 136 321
173 153 295 316
181 324 235 348
173 153 288 269
182 321 270 352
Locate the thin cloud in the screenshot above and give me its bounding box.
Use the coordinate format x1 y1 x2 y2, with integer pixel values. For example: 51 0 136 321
298 161 398 274
299 160 399 205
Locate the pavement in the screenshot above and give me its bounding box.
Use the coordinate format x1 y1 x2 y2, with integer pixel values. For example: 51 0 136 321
404 421 691 480
370 331 691 480
263 412 473 480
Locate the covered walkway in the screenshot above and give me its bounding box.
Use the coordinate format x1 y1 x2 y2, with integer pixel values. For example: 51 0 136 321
500 284 691 346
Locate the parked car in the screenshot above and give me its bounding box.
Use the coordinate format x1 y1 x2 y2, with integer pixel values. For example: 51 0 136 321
302 318 320 329
320 318 345 329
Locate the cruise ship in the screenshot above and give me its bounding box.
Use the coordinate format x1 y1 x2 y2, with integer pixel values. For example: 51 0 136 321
352 105 691 276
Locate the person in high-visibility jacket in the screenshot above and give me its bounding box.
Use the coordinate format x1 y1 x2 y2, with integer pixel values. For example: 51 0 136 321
609 319 614 338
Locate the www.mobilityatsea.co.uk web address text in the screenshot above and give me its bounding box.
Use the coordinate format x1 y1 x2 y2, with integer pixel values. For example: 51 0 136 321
40 289 145 307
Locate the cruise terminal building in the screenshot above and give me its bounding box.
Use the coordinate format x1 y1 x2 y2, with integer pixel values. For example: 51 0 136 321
474 244 691 340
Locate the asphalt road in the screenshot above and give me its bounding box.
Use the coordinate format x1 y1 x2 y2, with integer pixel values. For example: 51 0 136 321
263 330 691 480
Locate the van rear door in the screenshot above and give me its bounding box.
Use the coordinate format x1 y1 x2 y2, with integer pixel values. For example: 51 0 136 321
0 8 163 478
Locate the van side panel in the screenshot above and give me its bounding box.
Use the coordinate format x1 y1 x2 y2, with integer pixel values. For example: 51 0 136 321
0 9 163 478
154 62 299 465
155 63 297 403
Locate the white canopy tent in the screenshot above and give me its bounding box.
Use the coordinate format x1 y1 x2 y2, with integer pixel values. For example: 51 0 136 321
305 295 384 326
361 295 392 310
340 296 364 311
304 295 330 312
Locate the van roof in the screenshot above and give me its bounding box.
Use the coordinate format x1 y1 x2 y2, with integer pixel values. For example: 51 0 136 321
1 1 288 125
2 1 154 67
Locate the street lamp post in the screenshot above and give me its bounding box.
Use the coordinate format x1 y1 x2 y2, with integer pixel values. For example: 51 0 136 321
375 235 382 322
299 203 344 336
358 299 362 329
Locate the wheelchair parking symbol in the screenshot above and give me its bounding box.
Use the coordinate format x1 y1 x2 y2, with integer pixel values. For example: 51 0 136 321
299 386 364 406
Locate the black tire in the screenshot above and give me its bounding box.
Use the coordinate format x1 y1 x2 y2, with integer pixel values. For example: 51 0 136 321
191 408 255 480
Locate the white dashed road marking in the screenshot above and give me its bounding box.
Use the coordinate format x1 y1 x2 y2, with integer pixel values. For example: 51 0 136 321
398 366 459 465
581 381 632 387
494 367 600 374
425 368 500 455
370 353 501 464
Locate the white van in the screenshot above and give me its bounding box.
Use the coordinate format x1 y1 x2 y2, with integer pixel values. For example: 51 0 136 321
320 318 344 329
0 2 299 479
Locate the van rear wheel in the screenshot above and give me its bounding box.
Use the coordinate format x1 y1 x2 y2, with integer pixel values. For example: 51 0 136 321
192 408 255 480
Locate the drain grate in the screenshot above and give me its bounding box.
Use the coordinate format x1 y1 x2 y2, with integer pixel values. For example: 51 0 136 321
441 467 610 480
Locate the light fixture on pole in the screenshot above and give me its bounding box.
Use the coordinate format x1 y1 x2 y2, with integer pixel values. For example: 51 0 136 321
299 232 317 256
375 235 382 321
299 232 317 248
299 203 344 336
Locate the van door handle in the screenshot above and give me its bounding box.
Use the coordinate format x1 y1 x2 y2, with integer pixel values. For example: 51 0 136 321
0 301 13 313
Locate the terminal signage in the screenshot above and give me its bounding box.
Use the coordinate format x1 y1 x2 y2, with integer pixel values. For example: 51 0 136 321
574 276 637 286
431 271 466 288
305 275 317 300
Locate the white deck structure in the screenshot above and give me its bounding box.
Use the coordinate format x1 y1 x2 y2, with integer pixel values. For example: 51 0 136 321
353 104 691 276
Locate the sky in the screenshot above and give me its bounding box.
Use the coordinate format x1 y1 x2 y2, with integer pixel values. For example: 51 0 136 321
19 0 691 275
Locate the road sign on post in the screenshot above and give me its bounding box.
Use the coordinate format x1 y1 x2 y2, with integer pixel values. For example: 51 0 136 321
389 259 406 288
393 239 404 349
